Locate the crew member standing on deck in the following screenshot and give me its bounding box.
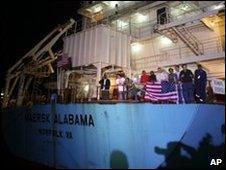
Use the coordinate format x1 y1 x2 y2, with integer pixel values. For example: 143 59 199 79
194 64 207 103
156 67 169 93
140 70 150 87
149 71 157 84
168 68 177 92
174 65 184 103
116 73 125 100
99 74 110 100
179 64 194 103
140 70 150 100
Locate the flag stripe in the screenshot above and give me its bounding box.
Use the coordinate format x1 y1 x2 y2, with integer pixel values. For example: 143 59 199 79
145 82 178 102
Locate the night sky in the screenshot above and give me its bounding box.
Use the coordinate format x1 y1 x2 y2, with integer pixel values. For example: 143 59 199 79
1 1 82 90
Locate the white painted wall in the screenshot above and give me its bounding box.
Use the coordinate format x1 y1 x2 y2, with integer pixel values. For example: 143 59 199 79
63 25 131 69
131 24 224 74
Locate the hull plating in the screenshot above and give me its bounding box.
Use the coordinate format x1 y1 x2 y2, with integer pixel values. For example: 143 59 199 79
1 104 225 168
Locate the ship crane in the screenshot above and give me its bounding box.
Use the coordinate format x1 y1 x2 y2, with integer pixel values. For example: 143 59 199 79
2 18 76 108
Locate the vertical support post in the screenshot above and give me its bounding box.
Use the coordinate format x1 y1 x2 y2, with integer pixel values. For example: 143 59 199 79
2 77 11 108
16 75 26 106
96 62 102 100
57 67 60 95
48 64 54 73
8 76 20 99
129 16 132 36
82 17 87 30
74 21 77 33
48 49 55 59
179 45 182 59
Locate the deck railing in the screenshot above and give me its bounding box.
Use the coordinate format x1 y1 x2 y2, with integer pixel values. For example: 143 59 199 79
132 35 225 70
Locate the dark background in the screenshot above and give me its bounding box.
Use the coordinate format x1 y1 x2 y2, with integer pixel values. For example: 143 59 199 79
1 1 82 168
0 1 82 91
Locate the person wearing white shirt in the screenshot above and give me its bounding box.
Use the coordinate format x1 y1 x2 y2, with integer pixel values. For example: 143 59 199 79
156 67 169 93
156 67 169 82
116 74 125 100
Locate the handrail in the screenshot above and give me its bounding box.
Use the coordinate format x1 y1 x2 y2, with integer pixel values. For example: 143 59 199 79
132 35 224 69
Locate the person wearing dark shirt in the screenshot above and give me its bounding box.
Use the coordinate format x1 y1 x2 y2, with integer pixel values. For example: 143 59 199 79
149 71 157 83
194 64 207 103
99 74 110 100
206 81 215 103
168 68 177 92
174 65 183 103
179 64 194 103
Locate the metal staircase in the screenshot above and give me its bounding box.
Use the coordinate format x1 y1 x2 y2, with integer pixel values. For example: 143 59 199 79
172 26 203 56
155 27 178 43
154 9 205 56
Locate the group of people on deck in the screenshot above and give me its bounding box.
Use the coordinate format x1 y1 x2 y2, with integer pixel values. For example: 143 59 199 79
99 63 208 103
140 64 207 103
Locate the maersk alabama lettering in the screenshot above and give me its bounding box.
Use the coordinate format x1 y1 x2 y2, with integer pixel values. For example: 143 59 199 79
25 113 95 127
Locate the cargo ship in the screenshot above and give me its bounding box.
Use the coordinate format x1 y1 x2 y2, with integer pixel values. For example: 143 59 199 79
1 1 225 169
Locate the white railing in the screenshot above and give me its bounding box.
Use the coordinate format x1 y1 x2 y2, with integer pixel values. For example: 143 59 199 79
132 53 167 70
161 36 224 61
79 1 223 40
132 35 224 71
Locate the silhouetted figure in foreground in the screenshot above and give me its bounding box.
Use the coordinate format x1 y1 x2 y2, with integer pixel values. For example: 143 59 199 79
155 125 225 169
110 150 129 169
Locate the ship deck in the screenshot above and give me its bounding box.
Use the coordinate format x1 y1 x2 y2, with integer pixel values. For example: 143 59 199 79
54 100 225 105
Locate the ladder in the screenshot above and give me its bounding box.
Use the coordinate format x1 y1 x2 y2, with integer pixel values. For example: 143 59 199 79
154 10 204 56
172 26 203 56
155 27 178 43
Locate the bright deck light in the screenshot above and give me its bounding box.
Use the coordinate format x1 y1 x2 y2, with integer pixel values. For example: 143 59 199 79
109 1 119 8
181 4 190 11
212 3 225 10
160 36 172 46
135 13 148 23
131 43 142 52
84 85 89 92
103 1 119 8
117 20 128 28
93 6 103 13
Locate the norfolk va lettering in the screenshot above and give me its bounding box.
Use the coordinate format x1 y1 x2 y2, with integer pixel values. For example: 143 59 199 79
25 112 95 139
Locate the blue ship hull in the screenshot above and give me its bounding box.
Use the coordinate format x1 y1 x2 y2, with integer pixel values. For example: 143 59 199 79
1 104 225 168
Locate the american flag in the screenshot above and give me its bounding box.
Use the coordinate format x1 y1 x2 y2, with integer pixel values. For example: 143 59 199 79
144 82 178 102
57 52 71 69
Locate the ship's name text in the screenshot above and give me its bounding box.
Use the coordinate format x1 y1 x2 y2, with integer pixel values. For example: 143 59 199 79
25 113 95 127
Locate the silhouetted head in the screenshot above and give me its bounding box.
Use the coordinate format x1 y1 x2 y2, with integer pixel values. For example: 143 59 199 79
110 150 129 169
182 64 187 71
142 70 146 75
168 68 174 74
157 67 162 73
103 74 107 79
174 65 180 72
197 64 202 70
200 133 212 146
